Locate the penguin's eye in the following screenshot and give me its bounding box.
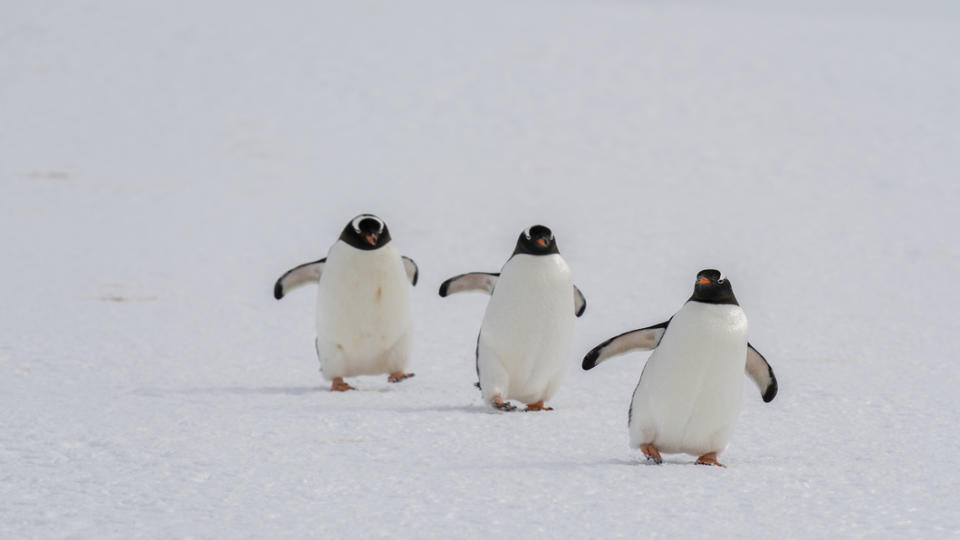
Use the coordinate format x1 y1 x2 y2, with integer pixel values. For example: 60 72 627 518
523 226 553 242
351 216 365 234
351 215 384 234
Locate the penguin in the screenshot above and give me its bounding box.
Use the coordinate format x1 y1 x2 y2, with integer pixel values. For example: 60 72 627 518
274 214 419 391
439 225 586 411
582 269 777 466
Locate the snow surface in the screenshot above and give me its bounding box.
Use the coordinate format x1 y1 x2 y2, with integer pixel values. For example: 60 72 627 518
2 1 960 537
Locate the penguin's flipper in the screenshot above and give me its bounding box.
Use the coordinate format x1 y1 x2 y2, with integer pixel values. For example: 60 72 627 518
582 320 670 370
438 273 499 297
746 343 778 402
401 256 419 286
274 258 326 300
573 285 586 317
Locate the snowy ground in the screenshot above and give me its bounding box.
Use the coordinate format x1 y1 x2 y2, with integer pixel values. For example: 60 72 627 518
3 1 960 537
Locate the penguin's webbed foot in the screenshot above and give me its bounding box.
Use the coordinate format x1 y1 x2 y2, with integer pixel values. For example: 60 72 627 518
695 453 725 467
491 396 517 412
640 444 663 465
387 372 415 383
523 400 554 412
330 378 356 392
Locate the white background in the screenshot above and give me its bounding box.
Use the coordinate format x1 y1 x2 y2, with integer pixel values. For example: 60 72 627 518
2 1 959 537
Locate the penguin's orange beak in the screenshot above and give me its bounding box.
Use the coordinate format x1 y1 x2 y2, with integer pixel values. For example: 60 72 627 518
698 276 711 285
536 237 548 247
365 234 376 246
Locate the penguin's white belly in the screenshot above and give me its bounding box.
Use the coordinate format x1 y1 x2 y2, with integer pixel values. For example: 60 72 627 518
478 255 573 404
629 303 747 456
315 242 412 379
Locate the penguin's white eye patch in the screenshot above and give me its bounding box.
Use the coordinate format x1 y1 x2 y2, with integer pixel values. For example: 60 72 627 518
351 215 384 234
523 225 554 242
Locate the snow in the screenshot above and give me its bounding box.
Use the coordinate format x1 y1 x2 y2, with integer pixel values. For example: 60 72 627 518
2 1 960 537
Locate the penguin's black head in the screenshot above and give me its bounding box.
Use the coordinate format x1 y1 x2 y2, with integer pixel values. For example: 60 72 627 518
512 224 560 256
689 269 739 305
340 214 391 250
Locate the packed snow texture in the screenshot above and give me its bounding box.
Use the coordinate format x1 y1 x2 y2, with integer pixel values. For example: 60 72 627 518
2 1 959 537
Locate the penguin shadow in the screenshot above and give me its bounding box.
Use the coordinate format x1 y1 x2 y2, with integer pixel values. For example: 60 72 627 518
455 457 642 472
316 403 491 414
456 456 723 471
133 386 324 397
391 404 489 414
133 387 541 416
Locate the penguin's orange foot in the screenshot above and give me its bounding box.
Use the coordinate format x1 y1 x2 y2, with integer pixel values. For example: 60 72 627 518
523 401 554 412
640 444 663 464
491 396 517 412
330 378 356 392
695 453 725 467
387 372 415 383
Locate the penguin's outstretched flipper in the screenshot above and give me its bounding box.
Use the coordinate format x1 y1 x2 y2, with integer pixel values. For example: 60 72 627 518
573 286 587 317
438 273 499 297
582 320 670 370
401 256 419 286
274 258 326 299
745 343 778 402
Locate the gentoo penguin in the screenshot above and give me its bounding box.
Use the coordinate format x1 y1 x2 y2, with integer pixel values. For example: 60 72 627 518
439 225 586 411
582 269 777 466
273 214 419 391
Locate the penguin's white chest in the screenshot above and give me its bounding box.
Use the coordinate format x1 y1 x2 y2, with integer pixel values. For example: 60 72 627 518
315 242 412 361
479 254 574 402
629 302 748 455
